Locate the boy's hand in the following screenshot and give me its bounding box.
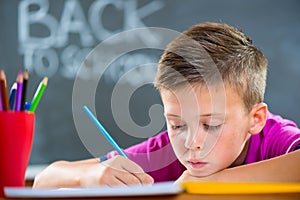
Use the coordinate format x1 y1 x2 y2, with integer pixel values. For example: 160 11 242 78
80 155 154 186
33 156 153 188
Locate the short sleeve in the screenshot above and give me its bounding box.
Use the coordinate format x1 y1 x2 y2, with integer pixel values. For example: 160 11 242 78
262 113 300 159
103 130 185 182
245 112 300 164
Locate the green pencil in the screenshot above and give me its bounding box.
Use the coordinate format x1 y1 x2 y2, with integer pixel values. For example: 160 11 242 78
29 77 48 112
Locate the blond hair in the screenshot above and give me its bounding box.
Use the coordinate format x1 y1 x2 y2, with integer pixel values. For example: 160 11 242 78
154 22 268 112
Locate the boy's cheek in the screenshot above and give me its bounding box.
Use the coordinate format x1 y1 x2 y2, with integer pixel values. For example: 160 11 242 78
168 130 186 142
169 132 188 156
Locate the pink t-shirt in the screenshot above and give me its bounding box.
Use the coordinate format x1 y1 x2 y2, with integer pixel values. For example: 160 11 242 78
105 112 300 182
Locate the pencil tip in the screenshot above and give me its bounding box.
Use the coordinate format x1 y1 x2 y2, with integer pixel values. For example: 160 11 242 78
17 71 23 82
0 69 5 79
12 82 17 89
43 77 48 85
23 70 29 79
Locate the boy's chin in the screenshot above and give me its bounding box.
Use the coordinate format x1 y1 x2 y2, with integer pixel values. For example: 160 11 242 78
186 168 214 178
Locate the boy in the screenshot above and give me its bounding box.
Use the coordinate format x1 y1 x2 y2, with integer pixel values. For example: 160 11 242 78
33 22 300 188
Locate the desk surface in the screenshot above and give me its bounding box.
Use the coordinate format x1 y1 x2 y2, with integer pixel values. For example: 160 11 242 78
9 182 300 200
6 193 300 200
24 166 300 200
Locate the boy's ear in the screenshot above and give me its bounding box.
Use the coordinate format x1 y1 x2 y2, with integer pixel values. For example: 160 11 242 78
249 103 268 135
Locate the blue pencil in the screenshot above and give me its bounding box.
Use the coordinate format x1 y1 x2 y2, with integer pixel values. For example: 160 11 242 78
82 105 128 159
9 82 17 110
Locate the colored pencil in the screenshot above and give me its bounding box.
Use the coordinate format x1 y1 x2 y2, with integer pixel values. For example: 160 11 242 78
15 71 23 111
9 82 17 110
82 105 129 159
24 102 31 111
21 70 28 111
29 77 48 112
181 182 300 194
0 69 10 111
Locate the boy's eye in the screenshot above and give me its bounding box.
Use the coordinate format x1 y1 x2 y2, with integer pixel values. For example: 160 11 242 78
203 124 222 131
170 124 186 130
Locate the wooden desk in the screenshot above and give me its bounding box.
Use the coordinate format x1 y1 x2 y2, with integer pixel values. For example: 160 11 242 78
23 166 300 200
9 182 300 200
22 180 300 200
6 193 300 200
10 182 300 200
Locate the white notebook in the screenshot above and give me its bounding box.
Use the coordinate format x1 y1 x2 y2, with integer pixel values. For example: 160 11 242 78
4 181 183 198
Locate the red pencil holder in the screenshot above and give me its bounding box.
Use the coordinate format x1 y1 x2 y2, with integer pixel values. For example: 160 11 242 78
0 112 35 197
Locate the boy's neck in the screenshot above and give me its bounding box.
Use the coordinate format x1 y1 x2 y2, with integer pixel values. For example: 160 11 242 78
229 135 250 167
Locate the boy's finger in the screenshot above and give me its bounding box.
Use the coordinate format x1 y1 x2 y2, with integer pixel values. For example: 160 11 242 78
115 171 143 185
132 172 154 184
107 176 127 186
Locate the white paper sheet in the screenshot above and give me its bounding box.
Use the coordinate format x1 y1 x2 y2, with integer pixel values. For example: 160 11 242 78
4 181 183 198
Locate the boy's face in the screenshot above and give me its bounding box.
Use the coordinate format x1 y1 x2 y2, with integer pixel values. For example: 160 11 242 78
161 83 252 177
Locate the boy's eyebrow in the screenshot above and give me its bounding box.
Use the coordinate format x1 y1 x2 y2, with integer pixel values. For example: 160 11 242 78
200 113 224 117
165 113 181 118
165 113 224 118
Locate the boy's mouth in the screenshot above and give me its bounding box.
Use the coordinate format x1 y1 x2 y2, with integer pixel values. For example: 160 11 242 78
187 160 207 169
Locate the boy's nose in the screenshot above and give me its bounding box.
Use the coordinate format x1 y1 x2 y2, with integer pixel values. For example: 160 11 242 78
184 127 206 150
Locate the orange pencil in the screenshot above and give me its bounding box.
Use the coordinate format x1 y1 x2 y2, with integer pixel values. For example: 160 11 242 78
0 70 10 111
